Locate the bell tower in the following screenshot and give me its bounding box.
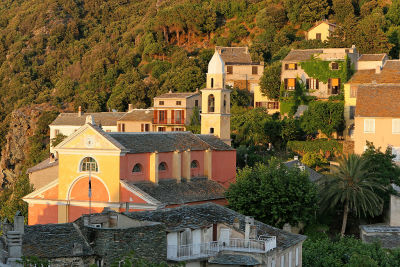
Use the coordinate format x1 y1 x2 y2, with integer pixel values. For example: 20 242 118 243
201 51 231 146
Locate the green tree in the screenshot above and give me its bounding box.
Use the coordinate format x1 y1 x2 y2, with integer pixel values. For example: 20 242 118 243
299 0 330 27
230 87 252 107
260 62 282 100
185 106 201 134
387 0 400 26
332 0 355 23
319 154 386 237
226 159 318 228
301 152 328 169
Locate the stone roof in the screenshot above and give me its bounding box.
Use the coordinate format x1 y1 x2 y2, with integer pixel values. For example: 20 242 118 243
125 203 306 250
348 60 400 84
208 254 261 265
361 225 400 249
358 54 386 61
154 92 200 99
361 225 400 233
284 160 323 182
356 85 400 117
363 235 400 249
283 49 323 62
26 158 58 173
107 132 234 153
215 46 255 65
23 223 94 258
50 112 125 126
126 178 226 205
118 109 153 122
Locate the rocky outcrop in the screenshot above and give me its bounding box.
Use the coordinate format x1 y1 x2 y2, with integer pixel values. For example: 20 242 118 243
0 104 54 188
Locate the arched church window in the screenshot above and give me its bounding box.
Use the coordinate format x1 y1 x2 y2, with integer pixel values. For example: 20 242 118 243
208 94 215 113
132 163 142 173
158 162 168 171
191 160 199 169
80 157 98 172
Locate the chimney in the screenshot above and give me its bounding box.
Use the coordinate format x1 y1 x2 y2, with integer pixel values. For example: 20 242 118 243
128 104 133 112
85 115 95 125
6 231 22 264
78 106 82 117
245 216 254 240
249 225 257 239
72 243 83 256
376 65 382 74
233 217 240 229
13 211 24 235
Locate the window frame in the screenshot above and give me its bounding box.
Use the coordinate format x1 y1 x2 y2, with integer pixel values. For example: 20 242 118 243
159 101 164 106
132 163 143 174
158 162 168 172
227 65 233 74
191 160 199 169
80 157 99 172
393 119 400 134
252 66 258 75
364 119 375 133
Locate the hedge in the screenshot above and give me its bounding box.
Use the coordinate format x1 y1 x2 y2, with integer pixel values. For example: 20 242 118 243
287 139 343 156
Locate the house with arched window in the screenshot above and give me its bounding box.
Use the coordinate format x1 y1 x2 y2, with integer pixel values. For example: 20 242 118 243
23 118 236 225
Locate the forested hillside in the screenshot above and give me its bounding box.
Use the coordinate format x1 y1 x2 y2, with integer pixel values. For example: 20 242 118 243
0 0 400 220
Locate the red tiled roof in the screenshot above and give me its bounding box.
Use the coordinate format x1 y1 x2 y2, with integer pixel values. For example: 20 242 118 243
356 85 400 117
349 60 400 84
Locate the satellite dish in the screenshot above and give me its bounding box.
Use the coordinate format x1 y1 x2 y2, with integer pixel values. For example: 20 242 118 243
112 109 117 112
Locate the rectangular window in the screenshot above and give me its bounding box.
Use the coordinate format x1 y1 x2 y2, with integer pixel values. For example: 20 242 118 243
195 100 199 107
350 86 357 98
158 127 166 132
176 101 181 105
364 119 375 133
392 147 400 162
175 110 183 124
252 66 258 75
158 110 166 123
141 124 150 132
306 78 319 90
173 127 184 131
268 102 279 109
316 33 321 40
54 129 60 136
393 119 400 134
350 106 355 120
210 128 214 134
121 123 125 132
285 78 296 90
288 63 297 70
159 101 164 106
331 62 339 70
295 247 299 266
227 65 233 74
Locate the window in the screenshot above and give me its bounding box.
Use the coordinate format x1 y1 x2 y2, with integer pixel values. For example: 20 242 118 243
328 78 340 94
132 163 142 173
392 147 400 162
316 33 321 41
252 66 258 75
211 78 214 88
331 62 339 70
191 160 199 169
349 106 355 120
159 101 164 105
208 94 215 112
284 78 296 90
268 102 279 109
393 119 400 134
295 247 299 266
227 65 233 74
80 157 98 172
176 101 181 105
285 63 297 70
195 100 199 107
158 110 166 123
210 127 214 134
175 110 184 124
223 95 227 112
364 119 375 133
173 127 184 131
54 129 60 136
306 78 319 90
158 162 167 171
141 123 150 132
121 123 125 132
158 127 166 132
350 86 357 98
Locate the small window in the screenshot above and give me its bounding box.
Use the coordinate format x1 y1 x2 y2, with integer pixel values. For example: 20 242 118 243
227 66 233 74
121 123 125 132
331 62 339 70
306 78 319 90
158 162 167 171
176 101 181 105
350 86 357 98
195 100 199 107
211 78 214 88
158 127 166 132
364 119 375 133
210 128 214 134
132 163 142 173
316 33 321 41
80 157 98 172
267 102 279 109
191 160 199 169
55 129 60 136
285 78 296 90
393 119 400 134
159 101 164 105
252 66 258 75
349 106 355 120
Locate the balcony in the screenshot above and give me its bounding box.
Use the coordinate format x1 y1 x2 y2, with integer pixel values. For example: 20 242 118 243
167 237 276 261
153 118 185 125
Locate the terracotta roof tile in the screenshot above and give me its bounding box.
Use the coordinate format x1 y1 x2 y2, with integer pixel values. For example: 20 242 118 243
283 49 323 62
356 85 400 117
215 46 255 64
349 60 400 84
118 109 153 122
358 54 386 61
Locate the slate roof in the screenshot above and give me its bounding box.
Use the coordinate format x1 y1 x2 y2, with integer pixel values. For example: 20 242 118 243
363 235 400 249
215 46 256 65
284 160 323 182
26 158 58 173
361 225 400 249
358 54 386 61
154 92 200 99
348 60 400 84
23 223 94 258
208 254 261 265
282 49 323 62
107 132 234 153
126 203 306 250
118 109 153 122
356 85 400 117
50 112 125 126
126 178 226 205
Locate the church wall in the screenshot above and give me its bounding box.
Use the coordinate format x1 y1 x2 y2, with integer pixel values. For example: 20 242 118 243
211 150 236 188
158 152 174 180
28 203 58 225
120 153 150 182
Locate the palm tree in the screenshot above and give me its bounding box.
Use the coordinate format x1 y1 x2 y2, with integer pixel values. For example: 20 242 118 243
319 154 386 237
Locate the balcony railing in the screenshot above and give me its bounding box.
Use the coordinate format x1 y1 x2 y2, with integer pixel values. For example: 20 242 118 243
153 118 185 125
167 237 276 261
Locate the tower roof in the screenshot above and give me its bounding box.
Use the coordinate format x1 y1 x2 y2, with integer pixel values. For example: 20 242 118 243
208 51 225 74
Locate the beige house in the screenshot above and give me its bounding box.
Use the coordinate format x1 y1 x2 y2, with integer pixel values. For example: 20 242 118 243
281 47 359 99
216 46 264 93
117 108 153 132
354 84 400 159
344 59 400 139
306 21 336 42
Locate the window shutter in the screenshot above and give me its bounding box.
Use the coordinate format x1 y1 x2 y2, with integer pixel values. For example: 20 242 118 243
141 124 144 132
306 79 310 89
182 110 185 124
294 64 298 70
171 110 175 124
316 79 319 89
285 64 289 70
153 110 157 123
328 78 332 89
164 110 168 123
284 79 288 90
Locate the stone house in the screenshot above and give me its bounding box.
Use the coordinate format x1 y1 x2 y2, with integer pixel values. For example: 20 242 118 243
305 21 336 42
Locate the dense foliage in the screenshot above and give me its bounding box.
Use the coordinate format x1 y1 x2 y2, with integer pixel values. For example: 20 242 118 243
226 159 318 228
287 139 342 156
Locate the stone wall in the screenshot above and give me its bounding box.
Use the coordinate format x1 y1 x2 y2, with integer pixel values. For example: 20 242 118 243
49 256 96 267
